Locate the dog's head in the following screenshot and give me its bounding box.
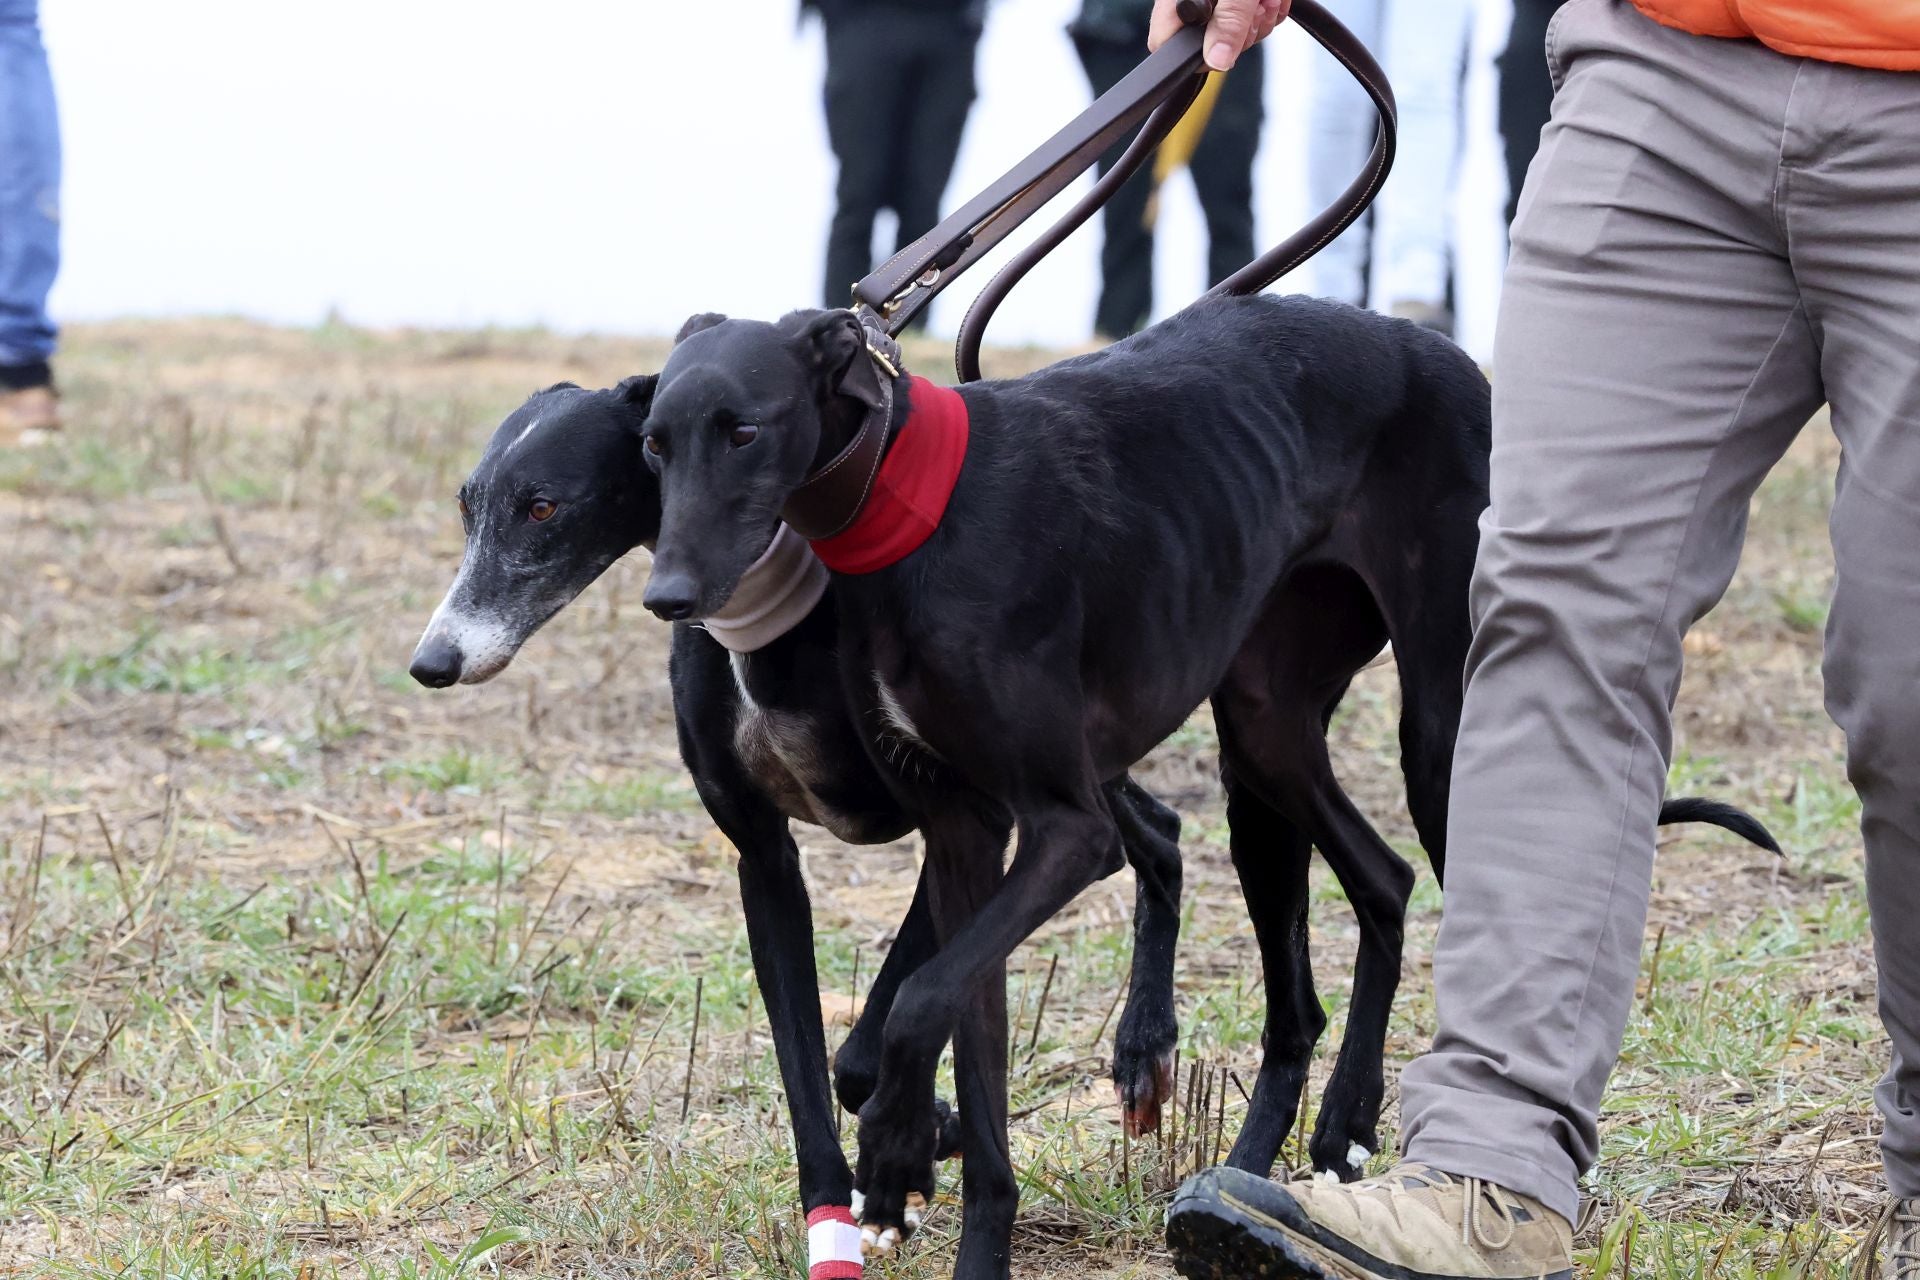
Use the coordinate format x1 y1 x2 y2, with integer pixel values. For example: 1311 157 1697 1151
638 309 883 621
410 379 659 687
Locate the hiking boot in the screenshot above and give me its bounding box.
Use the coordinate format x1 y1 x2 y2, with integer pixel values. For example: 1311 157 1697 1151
1166 1162 1572 1280
0 384 60 446
1854 1197 1920 1279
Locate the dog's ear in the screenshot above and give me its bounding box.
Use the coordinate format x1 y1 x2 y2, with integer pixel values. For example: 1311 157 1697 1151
611 373 658 417
804 310 865 389
675 312 728 344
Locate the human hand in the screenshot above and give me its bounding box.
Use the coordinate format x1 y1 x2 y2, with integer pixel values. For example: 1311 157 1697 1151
1148 0 1291 72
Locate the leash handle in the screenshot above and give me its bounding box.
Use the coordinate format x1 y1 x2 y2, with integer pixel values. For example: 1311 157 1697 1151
851 25 1212 335
952 0 1396 382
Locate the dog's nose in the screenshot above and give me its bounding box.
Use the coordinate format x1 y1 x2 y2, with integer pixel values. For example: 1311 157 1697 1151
409 635 464 688
643 573 698 622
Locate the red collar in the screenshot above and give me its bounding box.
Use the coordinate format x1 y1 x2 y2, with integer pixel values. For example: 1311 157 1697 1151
808 375 968 575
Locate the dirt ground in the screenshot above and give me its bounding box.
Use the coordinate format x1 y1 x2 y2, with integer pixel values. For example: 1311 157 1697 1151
0 319 1883 1278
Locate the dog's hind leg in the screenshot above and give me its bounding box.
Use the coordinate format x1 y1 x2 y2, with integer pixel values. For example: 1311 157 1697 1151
1397 656 1451 886
1215 694 1414 1182
1392 635 1464 888
1356 495 1480 889
1290 741 1416 1181
1213 758 1325 1177
1109 775 1186 1137
1212 568 1414 1182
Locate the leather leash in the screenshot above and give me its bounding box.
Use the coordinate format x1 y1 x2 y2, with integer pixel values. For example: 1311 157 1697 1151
953 0 1397 380
785 0 1396 540
849 15 1220 336
847 0 1395 353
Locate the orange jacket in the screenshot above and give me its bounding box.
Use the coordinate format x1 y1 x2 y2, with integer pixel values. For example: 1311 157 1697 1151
1631 0 1920 69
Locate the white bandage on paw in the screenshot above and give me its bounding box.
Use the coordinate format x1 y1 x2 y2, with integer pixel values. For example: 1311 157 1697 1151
1347 1143 1372 1169
806 1205 864 1280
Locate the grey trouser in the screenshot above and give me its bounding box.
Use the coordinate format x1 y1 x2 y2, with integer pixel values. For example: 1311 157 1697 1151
1397 0 1920 1222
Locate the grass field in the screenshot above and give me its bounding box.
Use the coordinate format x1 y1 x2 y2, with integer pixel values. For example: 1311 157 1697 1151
0 319 1887 1278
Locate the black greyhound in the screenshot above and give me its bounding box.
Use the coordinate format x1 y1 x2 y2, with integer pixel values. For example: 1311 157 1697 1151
632 293 1777 1278
405 379 1191 1243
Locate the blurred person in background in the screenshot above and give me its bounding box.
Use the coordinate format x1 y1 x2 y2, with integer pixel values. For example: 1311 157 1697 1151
0 0 58 447
1309 0 1474 336
1071 0 1265 340
1498 0 1571 229
807 0 984 326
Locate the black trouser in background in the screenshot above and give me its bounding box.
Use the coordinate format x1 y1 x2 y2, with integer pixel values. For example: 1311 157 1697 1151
1496 0 1569 229
1074 36 1264 339
820 3 980 321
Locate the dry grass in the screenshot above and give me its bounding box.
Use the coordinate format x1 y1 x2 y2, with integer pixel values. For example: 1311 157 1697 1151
0 318 1883 1278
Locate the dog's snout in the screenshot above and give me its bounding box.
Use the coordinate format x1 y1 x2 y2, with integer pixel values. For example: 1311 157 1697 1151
643 572 699 622
410 634 464 688
645 594 697 622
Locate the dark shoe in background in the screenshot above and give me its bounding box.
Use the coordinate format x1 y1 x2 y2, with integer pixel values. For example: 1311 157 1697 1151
0 361 59 446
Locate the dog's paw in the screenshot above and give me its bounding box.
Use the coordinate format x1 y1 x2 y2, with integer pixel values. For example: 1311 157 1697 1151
1308 1126 1378 1183
1112 996 1178 1139
854 1093 941 1250
857 1192 927 1257
1113 1047 1176 1138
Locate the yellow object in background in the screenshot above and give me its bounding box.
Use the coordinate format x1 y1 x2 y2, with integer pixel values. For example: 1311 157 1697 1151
1145 70 1227 229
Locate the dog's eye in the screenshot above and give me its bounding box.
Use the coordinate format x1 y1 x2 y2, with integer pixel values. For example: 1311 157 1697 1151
457 496 470 520
730 424 760 449
528 499 558 523
644 434 663 457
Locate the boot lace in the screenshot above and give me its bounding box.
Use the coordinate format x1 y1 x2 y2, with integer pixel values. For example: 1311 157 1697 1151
1853 1199 1920 1280
1462 1177 1519 1251
1363 1166 1520 1253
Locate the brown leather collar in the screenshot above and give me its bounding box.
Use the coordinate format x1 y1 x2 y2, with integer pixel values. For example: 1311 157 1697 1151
781 315 904 541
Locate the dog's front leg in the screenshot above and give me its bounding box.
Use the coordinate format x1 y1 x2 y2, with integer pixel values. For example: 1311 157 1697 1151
929 808 1015 1280
691 772 854 1214
854 799 1119 1277
835 866 964 1158
949 944 1013 1280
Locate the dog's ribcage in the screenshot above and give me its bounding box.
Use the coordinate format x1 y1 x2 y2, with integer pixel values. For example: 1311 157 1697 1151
728 652 894 845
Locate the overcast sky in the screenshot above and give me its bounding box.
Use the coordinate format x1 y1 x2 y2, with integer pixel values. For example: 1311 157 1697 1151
43 0 1513 357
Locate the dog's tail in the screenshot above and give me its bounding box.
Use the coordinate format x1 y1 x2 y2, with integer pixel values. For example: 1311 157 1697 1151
1656 797 1782 855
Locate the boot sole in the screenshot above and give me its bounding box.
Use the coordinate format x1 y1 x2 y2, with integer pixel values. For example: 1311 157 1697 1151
1167 1185 1355 1279
1166 1167 1572 1280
